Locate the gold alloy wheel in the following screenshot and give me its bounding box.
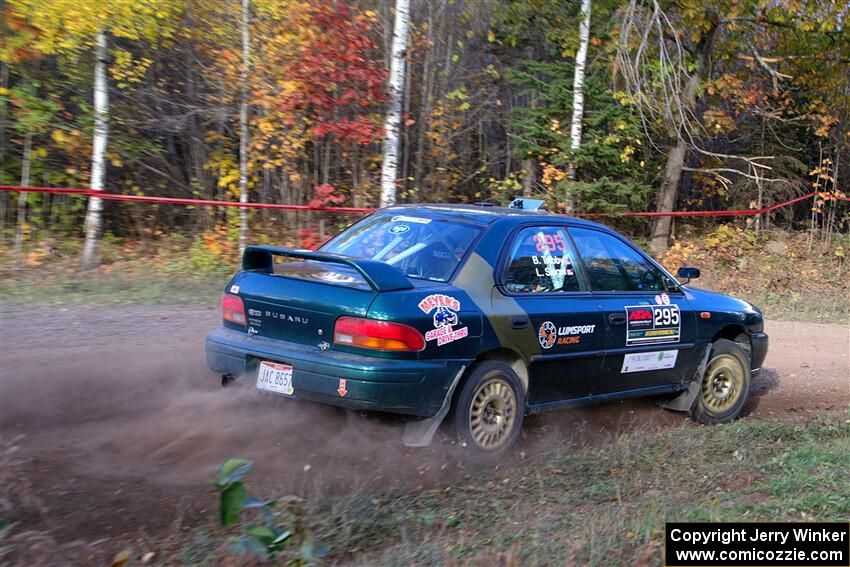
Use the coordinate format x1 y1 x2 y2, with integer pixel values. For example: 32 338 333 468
700 353 745 413
469 377 517 449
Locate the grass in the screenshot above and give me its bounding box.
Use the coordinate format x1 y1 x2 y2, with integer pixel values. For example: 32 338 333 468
298 416 850 566
0 269 223 305
165 415 849 566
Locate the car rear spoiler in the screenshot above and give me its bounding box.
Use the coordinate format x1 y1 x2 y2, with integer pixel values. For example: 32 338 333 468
242 246 414 292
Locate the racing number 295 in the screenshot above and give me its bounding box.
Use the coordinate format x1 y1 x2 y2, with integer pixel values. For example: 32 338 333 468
654 306 679 326
533 233 567 252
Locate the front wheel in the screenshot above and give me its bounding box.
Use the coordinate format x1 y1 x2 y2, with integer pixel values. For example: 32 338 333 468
453 362 525 453
691 339 751 424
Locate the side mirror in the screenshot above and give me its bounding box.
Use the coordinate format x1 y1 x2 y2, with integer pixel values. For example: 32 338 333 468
677 267 700 282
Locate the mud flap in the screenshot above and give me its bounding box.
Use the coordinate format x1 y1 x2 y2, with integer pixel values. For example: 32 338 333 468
402 366 466 447
661 345 712 413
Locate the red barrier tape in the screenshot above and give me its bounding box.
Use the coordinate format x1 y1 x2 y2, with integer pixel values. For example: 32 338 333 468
0 186 376 214
0 185 841 217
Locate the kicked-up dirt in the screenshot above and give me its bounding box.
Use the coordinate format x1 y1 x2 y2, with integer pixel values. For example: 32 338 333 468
0 304 848 564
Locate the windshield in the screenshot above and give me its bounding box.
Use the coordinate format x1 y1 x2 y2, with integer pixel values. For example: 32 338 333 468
320 213 481 282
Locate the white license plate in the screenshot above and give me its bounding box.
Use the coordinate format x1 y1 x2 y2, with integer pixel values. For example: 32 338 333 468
256 361 294 396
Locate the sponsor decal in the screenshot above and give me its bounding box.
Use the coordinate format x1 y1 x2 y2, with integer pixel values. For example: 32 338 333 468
425 324 469 346
230 284 240 294
248 326 259 336
337 379 347 397
418 294 461 313
391 215 431 224
314 271 357 283
625 304 680 346
538 320 596 349
388 224 410 235
419 294 467 346
655 292 670 305
621 350 678 373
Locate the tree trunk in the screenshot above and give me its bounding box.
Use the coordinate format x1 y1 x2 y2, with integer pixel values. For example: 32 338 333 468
565 0 591 214
14 130 32 265
379 0 411 208
238 0 251 255
522 158 535 196
81 29 109 269
0 61 9 234
649 20 718 254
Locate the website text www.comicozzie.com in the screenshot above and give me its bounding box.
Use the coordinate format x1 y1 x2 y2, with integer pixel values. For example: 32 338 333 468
665 522 850 567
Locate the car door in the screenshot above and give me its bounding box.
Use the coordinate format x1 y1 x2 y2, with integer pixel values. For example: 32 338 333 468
567 226 699 393
493 224 606 404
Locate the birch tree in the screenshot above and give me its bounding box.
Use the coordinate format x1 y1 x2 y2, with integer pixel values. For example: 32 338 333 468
379 0 411 208
564 0 591 214
238 0 250 254
80 29 108 267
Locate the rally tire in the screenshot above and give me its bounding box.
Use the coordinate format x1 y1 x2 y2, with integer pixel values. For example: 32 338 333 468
691 339 751 424
453 362 525 453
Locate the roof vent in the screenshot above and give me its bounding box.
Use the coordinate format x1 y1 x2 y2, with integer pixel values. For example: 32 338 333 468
509 198 545 211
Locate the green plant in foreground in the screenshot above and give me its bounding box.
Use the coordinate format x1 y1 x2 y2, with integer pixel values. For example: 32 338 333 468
214 458 329 564
214 458 293 561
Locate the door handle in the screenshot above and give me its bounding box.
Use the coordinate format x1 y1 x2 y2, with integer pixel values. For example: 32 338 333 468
608 312 627 325
510 316 529 330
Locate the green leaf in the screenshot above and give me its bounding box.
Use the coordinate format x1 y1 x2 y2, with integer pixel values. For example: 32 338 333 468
245 524 275 544
216 458 253 488
244 496 276 509
219 482 247 527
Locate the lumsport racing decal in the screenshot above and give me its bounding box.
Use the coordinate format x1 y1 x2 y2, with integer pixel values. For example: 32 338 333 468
538 321 596 349
625 304 681 346
419 294 468 346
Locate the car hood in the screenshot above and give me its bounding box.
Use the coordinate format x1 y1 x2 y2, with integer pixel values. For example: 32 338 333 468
684 286 764 327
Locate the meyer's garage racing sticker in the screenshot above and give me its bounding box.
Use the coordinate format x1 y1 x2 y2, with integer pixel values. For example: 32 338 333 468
538 321 596 349
625 304 680 346
419 294 468 346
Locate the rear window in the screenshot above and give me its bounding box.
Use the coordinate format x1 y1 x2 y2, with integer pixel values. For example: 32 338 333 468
320 213 481 282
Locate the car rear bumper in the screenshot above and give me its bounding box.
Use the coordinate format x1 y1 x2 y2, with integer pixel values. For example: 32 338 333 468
205 327 470 417
750 331 768 373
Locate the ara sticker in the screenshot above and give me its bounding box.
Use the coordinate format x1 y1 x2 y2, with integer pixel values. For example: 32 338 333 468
419 294 467 346
392 215 431 224
621 350 678 373
230 284 240 294
654 293 670 305
388 224 410 235
625 304 680 346
538 321 596 349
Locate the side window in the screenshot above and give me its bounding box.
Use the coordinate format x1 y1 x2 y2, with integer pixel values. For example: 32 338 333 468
569 227 665 292
503 226 582 293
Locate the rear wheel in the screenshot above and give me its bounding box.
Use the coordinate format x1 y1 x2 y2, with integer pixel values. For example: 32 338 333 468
453 362 525 453
691 339 751 424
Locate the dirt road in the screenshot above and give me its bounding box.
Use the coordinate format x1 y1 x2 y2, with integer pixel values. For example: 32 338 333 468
1 305 847 563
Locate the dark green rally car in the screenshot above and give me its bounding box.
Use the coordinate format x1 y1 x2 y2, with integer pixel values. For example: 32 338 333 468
206 200 768 452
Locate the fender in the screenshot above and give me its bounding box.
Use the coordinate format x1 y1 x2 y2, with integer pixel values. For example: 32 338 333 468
661 344 712 413
402 365 467 447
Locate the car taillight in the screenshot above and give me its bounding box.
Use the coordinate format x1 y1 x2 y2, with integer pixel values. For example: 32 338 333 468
221 293 246 326
333 316 425 352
